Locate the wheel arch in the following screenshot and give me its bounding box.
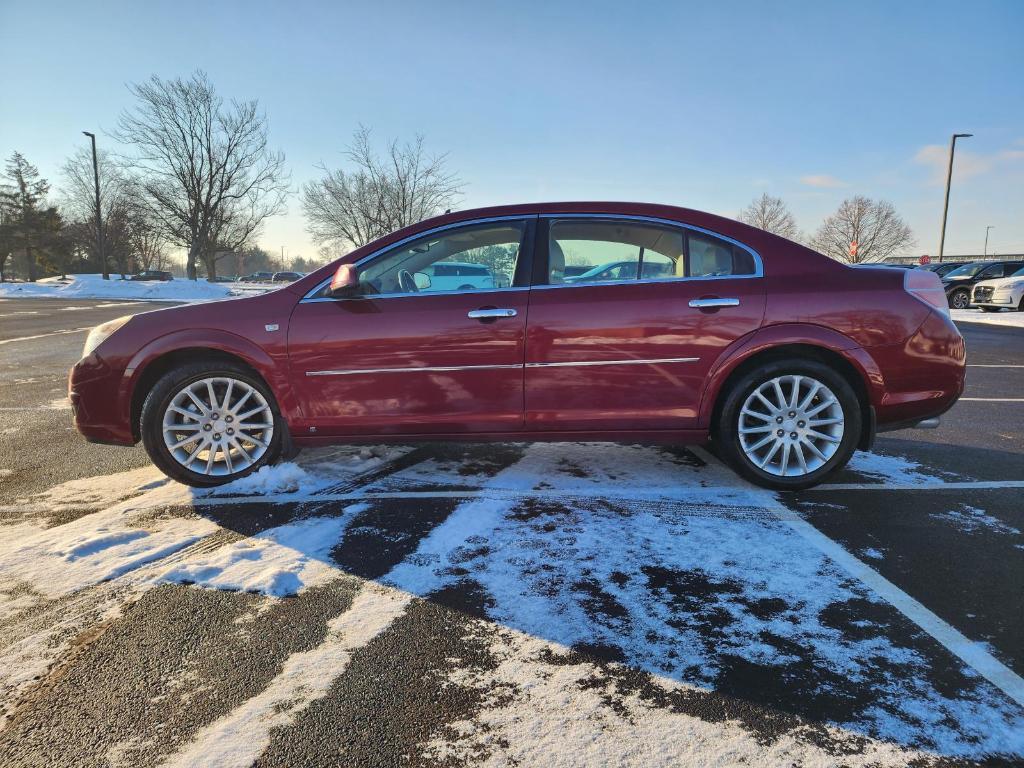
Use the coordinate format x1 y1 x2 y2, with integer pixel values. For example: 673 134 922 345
122 330 297 442
701 325 881 451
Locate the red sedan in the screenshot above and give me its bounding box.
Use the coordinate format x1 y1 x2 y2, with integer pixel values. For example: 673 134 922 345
69 202 965 490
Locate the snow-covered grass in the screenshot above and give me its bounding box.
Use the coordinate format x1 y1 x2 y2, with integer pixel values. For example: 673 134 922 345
952 307 1024 328
0 273 235 303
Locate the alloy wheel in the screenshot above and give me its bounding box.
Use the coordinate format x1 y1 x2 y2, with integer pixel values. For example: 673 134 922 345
161 376 274 476
951 291 970 309
737 374 844 477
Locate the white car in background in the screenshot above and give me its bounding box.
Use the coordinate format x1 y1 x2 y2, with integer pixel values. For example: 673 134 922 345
416 261 495 291
971 264 1024 312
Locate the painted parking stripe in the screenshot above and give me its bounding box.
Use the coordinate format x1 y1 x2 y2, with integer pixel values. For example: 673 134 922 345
958 397 1024 402
770 504 1024 709
967 364 1024 368
187 478 1024 508
684 446 1024 710
0 327 91 346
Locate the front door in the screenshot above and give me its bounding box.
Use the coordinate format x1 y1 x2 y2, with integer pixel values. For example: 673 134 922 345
525 217 766 431
288 218 534 436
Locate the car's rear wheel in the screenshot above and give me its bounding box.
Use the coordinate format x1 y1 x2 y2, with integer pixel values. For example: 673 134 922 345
716 359 861 490
949 289 971 310
140 361 283 487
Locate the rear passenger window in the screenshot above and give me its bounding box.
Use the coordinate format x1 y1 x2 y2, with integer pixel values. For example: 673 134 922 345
546 219 757 284
688 232 756 277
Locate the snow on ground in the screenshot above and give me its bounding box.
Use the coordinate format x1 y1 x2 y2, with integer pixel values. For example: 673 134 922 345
931 504 1022 536
159 504 369 596
3 442 1022 763
846 449 949 484
0 273 236 303
952 307 1024 328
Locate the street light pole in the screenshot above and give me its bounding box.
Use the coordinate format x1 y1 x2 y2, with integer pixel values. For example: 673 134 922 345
937 132 972 263
984 225 994 257
82 131 108 280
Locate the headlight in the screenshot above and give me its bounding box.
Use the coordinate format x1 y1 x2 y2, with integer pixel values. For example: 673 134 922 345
82 315 132 358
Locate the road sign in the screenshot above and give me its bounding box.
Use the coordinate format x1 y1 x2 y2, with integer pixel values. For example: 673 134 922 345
920 254 931 265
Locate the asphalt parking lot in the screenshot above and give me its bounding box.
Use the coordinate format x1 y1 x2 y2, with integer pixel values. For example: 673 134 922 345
0 297 1022 767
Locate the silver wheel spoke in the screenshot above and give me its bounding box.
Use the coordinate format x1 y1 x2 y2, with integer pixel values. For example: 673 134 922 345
739 375 844 477
162 376 273 477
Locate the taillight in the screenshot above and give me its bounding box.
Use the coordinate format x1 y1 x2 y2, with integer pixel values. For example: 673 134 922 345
905 269 950 317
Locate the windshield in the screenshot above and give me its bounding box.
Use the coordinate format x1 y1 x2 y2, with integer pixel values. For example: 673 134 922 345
944 263 985 279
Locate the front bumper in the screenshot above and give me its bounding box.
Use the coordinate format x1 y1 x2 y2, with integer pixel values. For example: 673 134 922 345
68 354 136 445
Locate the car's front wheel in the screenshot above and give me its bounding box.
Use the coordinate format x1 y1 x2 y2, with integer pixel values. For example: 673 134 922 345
716 360 861 490
949 289 971 310
140 361 283 487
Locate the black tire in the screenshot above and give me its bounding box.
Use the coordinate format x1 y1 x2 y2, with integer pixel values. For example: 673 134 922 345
140 361 283 487
980 306 1001 313
1018 297 1024 312
715 359 862 491
949 289 971 310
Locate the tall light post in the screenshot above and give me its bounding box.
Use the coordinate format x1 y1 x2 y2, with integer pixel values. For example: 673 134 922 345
937 132 972 263
82 131 109 280
984 225 994 257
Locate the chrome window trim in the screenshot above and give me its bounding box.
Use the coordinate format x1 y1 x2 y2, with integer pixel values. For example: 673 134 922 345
306 356 701 377
540 212 764 285
301 215 536 302
301 286 527 304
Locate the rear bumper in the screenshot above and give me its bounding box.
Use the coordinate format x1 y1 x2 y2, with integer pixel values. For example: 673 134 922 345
68 354 136 446
870 309 966 429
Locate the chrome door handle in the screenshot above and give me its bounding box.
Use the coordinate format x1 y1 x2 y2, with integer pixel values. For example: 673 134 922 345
468 308 517 319
688 297 740 308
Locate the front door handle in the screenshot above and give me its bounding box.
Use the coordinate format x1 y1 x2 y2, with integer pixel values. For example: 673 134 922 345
468 308 517 320
688 297 740 309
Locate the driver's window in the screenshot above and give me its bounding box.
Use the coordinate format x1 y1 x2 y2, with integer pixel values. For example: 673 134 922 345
356 221 526 296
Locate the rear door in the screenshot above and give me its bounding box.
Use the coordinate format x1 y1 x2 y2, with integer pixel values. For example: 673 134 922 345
288 217 534 436
524 216 765 431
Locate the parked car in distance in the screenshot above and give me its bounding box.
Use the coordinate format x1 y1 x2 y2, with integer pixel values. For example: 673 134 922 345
271 271 306 283
125 270 173 282
563 265 593 279
971 264 1024 312
941 260 1024 309
918 262 966 279
69 202 965 491
414 261 494 291
238 272 275 283
210 275 237 283
565 259 673 282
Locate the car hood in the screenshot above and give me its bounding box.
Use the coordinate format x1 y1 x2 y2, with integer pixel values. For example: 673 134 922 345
974 276 1024 289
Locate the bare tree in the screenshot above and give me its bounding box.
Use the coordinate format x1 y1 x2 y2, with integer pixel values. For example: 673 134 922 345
115 71 288 280
809 196 915 264
738 193 800 240
302 127 463 249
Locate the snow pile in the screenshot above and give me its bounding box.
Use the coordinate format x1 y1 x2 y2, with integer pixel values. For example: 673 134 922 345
0 273 234 303
846 450 947 484
210 463 310 496
952 308 1024 328
6 466 171 519
158 504 368 597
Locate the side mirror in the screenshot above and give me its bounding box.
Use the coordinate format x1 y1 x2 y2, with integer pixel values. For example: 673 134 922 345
413 271 432 290
327 263 359 297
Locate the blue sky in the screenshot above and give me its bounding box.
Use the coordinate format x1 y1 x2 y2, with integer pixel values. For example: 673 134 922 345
1 0 1022 262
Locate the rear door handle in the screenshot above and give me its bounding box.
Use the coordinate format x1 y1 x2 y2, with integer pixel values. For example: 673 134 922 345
468 308 517 320
688 298 740 308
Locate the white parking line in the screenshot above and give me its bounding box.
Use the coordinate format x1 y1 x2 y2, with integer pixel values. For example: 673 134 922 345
958 397 1024 402
0 327 91 346
967 364 1024 368
186 480 1024 509
687 445 1024 710
771 505 1024 709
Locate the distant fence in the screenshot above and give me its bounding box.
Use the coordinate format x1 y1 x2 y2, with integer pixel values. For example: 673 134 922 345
885 253 1024 265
